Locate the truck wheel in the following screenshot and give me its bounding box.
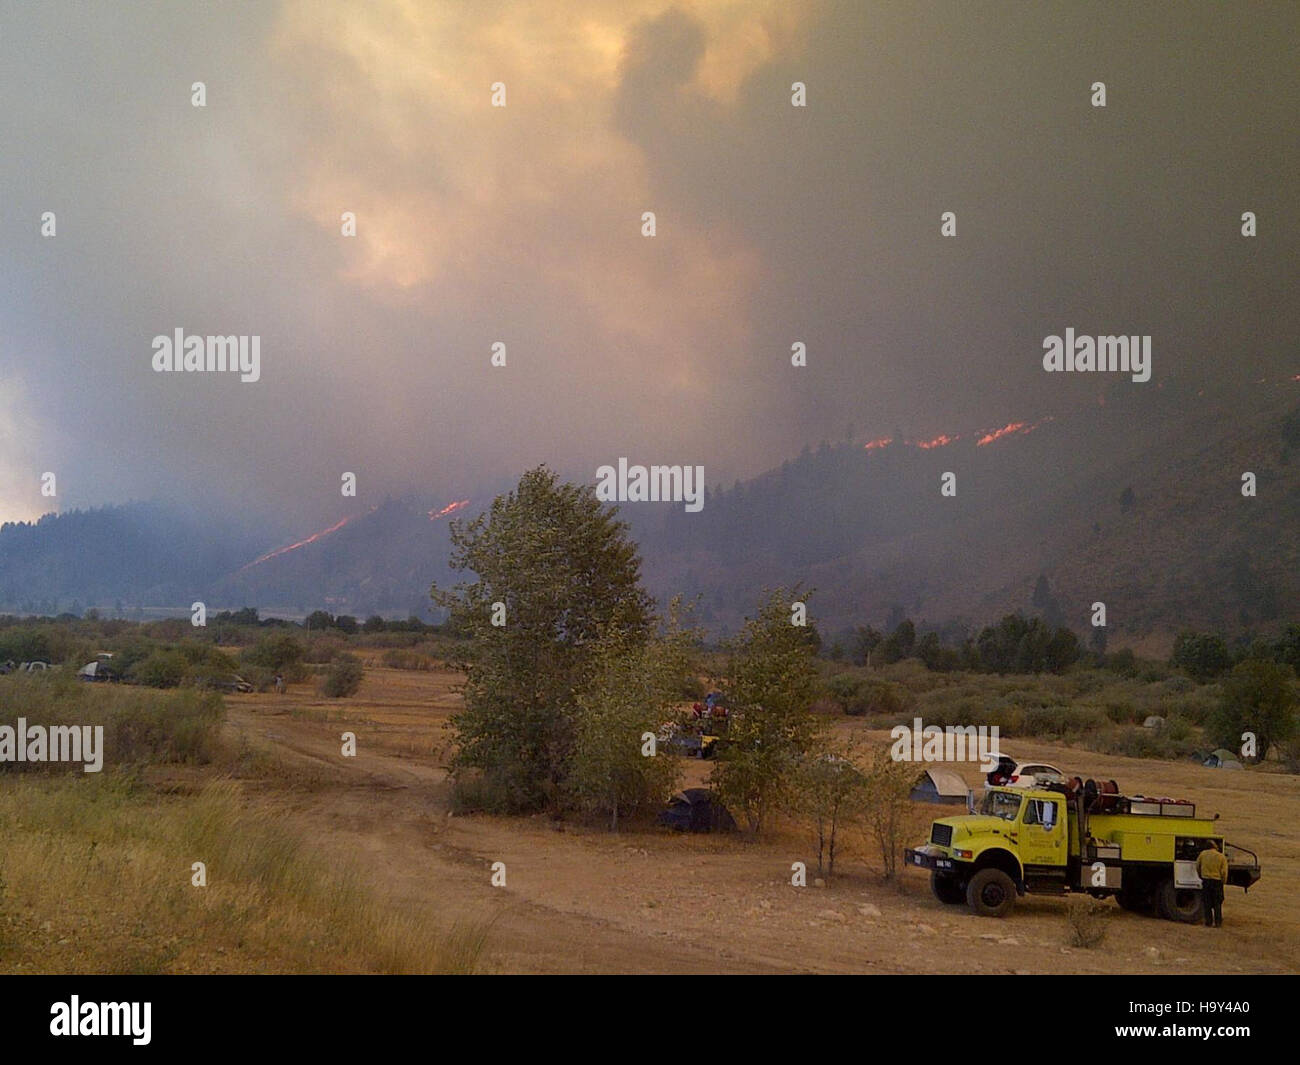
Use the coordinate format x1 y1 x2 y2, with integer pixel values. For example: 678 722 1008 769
966 868 1016 918
931 872 966 905
1156 878 1203 923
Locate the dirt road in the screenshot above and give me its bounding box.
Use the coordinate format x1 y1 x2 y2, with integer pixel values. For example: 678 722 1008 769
223 667 1299 974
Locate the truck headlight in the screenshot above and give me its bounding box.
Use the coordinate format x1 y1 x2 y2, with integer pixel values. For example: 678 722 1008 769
953 849 973 859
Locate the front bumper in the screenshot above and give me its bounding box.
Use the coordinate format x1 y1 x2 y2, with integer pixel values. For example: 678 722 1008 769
904 845 959 873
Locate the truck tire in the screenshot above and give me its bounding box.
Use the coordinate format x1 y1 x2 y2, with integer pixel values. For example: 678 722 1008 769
966 868 1016 918
1116 877 1152 913
1156 878 1204 923
931 872 966 905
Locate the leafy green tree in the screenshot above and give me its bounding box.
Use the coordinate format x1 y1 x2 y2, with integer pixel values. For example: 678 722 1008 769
852 626 882 667
1271 625 1300 672
304 610 334 631
564 609 694 830
1043 626 1081 673
879 618 916 663
1171 631 1233 682
861 746 919 880
432 467 654 812
1208 660 1297 762
711 588 821 834
363 615 387 633
789 738 867 879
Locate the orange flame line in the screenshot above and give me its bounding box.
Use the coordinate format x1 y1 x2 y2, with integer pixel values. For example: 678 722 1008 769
429 499 470 521
976 415 1054 447
239 509 374 571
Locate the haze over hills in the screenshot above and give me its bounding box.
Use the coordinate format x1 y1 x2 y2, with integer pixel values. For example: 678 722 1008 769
636 384 1300 651
2 387 1296 646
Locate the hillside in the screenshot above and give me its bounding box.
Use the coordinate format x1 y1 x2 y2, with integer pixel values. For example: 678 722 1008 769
2 389 1296 641
634 385 1300 646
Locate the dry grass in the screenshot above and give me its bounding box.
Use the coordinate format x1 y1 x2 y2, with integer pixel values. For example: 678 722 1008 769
0 773 491 974
1064 896 1110 948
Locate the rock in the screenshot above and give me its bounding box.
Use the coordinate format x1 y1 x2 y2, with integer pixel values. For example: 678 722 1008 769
759 899 772 910
817 909 847 923
997 937 1019 946
858 903 882 918
813 878 826 888
914 923 938 935
979 933 1000 941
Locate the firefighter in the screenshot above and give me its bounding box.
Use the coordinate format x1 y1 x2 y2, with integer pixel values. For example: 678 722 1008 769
1196 840 1229 927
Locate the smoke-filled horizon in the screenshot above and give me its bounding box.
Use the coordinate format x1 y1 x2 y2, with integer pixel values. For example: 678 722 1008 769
1 1 1296 532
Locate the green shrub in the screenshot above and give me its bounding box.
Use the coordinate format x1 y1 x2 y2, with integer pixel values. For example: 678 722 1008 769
303 635 347 665
845 678 911 716
321 654 364 698
1085 726 1197 761
129 650 187 688
1020 704 1107 738
242 633 305 672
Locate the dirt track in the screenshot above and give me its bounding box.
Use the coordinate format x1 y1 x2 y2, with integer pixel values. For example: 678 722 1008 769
223 667 1299 974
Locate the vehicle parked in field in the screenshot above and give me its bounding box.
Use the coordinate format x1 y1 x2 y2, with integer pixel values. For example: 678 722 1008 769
986 755 1064 789
905 780 1260 921
657 721 719 759
196 673 255 693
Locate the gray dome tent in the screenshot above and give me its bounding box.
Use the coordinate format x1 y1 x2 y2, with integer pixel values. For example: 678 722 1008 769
910 767 969 804
1203 748 1243 770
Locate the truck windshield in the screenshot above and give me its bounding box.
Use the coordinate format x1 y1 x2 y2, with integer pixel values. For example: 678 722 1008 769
980 791 1023 822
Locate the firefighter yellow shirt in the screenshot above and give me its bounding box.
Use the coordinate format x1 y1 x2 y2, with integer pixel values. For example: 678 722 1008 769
1197 848 1229 882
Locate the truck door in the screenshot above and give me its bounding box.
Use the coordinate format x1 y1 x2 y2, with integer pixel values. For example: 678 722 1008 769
1020 797 1066 867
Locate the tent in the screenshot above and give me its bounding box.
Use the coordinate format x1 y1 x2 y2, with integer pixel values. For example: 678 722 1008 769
1203 748 1243 770
910 767 969 805
657 788 738 833
1143 715 1165 730
77 660 114 681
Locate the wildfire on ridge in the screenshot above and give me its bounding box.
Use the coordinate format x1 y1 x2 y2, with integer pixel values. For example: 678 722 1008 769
975 416 1054 447
865 414 1062 453
429 499 470 521
239 508 376 571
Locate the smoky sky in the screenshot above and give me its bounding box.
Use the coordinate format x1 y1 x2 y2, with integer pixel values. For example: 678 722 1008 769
1 0 1296 529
